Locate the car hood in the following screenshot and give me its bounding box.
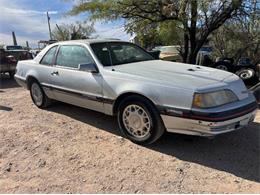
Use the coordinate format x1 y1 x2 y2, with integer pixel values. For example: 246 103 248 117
111 60 234 90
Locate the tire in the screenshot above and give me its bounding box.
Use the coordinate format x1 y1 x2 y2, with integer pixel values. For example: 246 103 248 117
29 81 51 108
9 71 15 79
235 68 255 80
256 64 260 81
215 64 228 71
117 95 165 145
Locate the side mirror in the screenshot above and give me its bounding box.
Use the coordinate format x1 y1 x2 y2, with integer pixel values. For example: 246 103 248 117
78 63 99 73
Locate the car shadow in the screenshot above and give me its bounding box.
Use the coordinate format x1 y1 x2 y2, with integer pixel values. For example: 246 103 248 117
47 102 260 182
0 74 20 89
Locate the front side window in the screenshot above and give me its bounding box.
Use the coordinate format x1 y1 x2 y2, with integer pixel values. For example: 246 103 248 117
56 45 95 68
40 46 57 65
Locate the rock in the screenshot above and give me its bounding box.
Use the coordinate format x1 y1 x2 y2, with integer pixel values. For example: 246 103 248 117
176 168 184 174
44 146 50 151
5 162 12 172
32 153 38 157
42 131 50 135
37 159 46 168
234 179 240 183
116 136 125 143
69 154 79 161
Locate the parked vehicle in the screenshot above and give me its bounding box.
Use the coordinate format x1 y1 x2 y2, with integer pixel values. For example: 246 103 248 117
3 45 33 61
250 83 260 105
0 45 33 78
15 40 257 144
199 46 213 54
0 48 17 78
154 46 182 62
213 57 256 81
147 50 160 59
3 45 23 50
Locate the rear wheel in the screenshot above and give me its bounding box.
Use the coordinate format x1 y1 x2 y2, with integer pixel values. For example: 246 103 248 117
117 95 165 145
236 68 255 80
30 81 51 108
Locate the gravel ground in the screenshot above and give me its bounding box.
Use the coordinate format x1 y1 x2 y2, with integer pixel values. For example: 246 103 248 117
0 77 260 193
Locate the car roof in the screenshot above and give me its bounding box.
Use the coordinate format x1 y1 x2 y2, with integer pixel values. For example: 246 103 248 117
161 45 180 48
33 39 129 63
54 39 127 45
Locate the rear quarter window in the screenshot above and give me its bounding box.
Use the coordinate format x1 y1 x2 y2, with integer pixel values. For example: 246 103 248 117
40 46 58 65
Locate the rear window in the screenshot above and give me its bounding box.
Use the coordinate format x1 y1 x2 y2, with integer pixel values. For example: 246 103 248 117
6 46 23 50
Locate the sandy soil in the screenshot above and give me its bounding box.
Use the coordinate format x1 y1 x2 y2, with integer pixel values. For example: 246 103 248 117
0 77 260 193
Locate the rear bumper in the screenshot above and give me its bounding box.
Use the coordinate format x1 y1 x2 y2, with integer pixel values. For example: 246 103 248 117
0 64 16 72
159 96 258 137
14 75 27 88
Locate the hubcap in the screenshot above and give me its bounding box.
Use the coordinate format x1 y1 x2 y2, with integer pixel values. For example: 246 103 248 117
31 83 43 106
239 71 253 80
122 104 151 138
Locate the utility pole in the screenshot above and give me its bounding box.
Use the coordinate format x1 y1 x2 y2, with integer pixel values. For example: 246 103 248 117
12 31 17 45
26 41 29 49
47 11 52 40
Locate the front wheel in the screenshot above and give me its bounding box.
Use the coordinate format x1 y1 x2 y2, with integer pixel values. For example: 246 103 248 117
117 95 165 145
30 81 51 108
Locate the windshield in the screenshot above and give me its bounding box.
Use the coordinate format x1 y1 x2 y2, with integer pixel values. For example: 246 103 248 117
91 42 154 66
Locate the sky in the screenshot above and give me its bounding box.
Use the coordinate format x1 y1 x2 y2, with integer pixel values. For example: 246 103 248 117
0 0 130 48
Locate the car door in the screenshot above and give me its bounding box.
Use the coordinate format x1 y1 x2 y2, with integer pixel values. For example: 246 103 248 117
50 44 104 112
36 45 58 99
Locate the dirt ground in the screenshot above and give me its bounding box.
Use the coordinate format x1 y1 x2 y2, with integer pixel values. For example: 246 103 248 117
0 77 259 193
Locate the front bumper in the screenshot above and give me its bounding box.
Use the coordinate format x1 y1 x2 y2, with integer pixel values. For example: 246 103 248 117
160 96 258 137
161 110 256 136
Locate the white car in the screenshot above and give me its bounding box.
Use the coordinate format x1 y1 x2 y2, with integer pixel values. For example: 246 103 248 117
15 40 258 144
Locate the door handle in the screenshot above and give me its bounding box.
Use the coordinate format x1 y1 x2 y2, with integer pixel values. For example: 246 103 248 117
51 71 59 76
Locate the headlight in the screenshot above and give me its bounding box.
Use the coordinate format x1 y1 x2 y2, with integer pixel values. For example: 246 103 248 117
193 90 238 108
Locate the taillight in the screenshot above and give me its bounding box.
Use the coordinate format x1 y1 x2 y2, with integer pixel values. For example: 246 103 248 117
6 55 17 64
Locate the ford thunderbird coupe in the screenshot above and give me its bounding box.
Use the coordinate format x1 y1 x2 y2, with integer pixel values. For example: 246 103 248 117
14 40 258 144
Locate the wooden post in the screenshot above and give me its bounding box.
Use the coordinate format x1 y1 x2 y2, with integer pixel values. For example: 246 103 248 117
12 31 17 45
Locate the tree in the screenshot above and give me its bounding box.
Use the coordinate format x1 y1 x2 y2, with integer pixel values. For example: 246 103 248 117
52 21 96 41
211 0 260 64
70 0 243 64
129 20 183 49
158 21 182 46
